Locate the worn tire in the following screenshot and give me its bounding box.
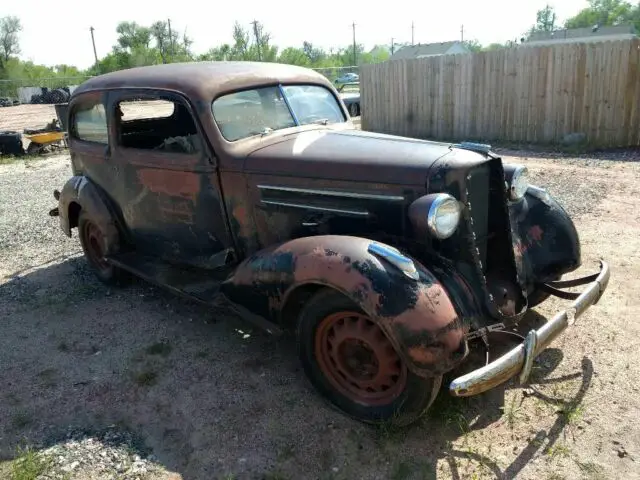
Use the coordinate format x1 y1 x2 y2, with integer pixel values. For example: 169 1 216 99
0 131 24 156
297 288 442 427
78 210 126 285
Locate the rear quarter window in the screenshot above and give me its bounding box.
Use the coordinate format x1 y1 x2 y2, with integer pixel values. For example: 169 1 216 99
72 102 109 144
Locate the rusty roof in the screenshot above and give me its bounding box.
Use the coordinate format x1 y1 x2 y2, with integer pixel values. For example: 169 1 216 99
73 61 333 100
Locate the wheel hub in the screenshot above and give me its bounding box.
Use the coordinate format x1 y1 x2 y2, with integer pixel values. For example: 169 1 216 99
84 221 109 270
315 311 408 405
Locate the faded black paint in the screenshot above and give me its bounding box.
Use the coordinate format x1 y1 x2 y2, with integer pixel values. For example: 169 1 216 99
509 189 581 291
54 62 594 386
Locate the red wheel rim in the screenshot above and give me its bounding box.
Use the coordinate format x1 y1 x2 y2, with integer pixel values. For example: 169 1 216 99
83 220 109 271
314 311 408 406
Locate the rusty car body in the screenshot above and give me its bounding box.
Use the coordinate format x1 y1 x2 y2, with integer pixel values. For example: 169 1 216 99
50 61 610 426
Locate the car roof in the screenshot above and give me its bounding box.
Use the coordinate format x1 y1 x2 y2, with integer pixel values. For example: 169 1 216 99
73 61 334 101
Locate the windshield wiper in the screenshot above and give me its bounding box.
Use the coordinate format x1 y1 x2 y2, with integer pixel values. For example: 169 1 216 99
310 118 330 125
260 127 274 136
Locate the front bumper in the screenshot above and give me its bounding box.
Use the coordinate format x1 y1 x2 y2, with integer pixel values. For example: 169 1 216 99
449 260 610 397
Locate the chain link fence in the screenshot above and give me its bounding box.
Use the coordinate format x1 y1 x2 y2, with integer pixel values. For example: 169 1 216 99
311 66 359 84
0 77 93 104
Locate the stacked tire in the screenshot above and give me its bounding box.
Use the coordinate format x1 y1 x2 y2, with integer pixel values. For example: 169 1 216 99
30 87 71 105
0 131 24 156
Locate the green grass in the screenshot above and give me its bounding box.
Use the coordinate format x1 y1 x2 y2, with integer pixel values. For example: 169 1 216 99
6 447 53 480
501 393 525 429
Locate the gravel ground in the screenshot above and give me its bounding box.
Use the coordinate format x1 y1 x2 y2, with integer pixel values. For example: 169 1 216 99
1 148 639 480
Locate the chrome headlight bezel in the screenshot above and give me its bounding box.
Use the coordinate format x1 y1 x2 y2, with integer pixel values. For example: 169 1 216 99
426 194 462 240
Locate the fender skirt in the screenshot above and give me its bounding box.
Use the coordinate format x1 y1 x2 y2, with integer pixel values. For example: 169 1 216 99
221 235 469 377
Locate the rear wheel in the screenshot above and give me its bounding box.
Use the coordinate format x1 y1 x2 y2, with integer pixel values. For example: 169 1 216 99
78 210 125 285
348 103 360 117
297 288 441 426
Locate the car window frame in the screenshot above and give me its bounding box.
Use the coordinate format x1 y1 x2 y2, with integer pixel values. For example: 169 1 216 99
211 83 347 143
107 88 213 170
69 92 110 146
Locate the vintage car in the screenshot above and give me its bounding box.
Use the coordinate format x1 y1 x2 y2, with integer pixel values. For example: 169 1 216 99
50 62 609 426
336 81 361 117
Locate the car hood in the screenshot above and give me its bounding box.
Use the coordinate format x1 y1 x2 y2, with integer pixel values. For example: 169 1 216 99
245 129 453 186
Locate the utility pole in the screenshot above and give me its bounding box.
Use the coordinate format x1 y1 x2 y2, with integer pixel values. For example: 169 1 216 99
461 24 464 42
352 22 357 66
167 18 174 57
391 37 395 55
89 27 99 69
411 22 414 45
251 20 262 61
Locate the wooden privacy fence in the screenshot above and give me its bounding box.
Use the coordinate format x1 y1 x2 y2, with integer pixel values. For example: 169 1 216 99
361 39 640 148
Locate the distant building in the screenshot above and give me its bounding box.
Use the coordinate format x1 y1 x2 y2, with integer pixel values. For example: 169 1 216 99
524 25 638 46
390 41 470 60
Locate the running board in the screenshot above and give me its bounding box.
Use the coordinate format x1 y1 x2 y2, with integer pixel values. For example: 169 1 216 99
105 252 283 335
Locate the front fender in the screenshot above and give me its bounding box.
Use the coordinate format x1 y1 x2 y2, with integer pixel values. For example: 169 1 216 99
510 186 581 291
221 235 469 377
58 176 120 250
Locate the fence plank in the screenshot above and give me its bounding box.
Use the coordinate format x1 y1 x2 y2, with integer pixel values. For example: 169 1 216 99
360 39 640 148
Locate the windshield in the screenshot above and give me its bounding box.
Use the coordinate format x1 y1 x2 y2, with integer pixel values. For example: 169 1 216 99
212 84 345 142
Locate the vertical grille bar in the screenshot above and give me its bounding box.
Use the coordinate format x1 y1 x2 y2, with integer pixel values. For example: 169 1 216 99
465 164 490 272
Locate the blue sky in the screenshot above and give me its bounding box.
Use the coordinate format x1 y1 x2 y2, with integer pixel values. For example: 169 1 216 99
6 0 589 69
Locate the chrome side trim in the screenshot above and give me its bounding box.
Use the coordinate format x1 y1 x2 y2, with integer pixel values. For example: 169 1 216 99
257 184 405 202
367 242 419 280
261 200 369 217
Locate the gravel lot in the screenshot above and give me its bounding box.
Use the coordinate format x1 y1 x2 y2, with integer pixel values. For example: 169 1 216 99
1 119 639 478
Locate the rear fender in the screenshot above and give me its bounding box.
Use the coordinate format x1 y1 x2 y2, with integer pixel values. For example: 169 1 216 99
221 235 469 377
58 176 120 251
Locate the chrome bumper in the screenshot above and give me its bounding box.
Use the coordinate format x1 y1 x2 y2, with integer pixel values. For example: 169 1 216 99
449 260 610 397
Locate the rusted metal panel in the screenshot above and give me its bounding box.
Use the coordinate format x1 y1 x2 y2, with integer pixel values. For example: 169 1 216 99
221 235 470 377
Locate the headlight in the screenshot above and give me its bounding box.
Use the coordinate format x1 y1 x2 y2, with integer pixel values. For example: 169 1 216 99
506 165 529 201
427 194 462 239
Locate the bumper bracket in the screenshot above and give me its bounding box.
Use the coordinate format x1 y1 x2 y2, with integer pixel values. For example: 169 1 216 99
450 260 610 397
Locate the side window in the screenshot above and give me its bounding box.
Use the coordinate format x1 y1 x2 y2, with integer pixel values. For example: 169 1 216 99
115 97 201 154
72 102 108 144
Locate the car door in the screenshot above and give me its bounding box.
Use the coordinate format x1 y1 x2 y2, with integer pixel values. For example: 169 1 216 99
67 91 114 196
106 89 234 269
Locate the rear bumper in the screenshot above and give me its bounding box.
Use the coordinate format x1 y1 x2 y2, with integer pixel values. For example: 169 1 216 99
449 260 610 397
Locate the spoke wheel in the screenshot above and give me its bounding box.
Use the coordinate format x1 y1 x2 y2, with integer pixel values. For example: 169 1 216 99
315 311 408 406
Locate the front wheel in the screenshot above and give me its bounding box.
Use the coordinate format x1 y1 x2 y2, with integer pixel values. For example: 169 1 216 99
297 288 442 426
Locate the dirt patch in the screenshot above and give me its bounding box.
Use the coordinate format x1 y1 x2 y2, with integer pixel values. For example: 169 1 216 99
1 152 639 480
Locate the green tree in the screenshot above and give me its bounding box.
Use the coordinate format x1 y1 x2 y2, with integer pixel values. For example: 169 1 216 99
565 0 637 30
463 39 483 52
0 15 22 73
533 5 558 32
278 47 311 66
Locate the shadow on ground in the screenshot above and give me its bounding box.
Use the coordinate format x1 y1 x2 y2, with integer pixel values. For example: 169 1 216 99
0 257 594 479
